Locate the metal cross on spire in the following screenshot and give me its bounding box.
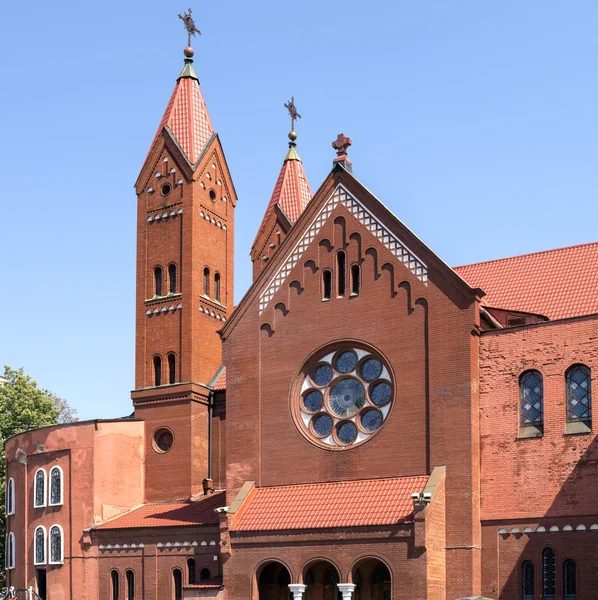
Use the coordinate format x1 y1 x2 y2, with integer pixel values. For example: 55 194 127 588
284 97 302 133
178 8 202 47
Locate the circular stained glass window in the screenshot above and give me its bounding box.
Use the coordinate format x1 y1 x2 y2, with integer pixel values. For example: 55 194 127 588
153 427 174 453
296 344 394 449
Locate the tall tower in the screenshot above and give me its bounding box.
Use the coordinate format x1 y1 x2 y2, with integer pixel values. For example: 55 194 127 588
132 28 236 501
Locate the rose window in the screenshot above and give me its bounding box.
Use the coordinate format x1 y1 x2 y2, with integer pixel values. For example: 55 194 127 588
295 345 394 449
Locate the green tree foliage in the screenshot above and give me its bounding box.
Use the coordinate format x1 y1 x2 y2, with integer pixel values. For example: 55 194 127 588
0 366 77 586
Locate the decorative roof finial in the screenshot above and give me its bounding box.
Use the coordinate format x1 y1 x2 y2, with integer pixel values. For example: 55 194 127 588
178 8 201 57
332 133 353 172
284 96 302 144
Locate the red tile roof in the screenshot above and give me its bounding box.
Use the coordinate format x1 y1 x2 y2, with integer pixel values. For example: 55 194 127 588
454 242 598 321
185 577 223 589
150 69 214 165
212 369 226 390
231 476 428 532
253 149 312 247
97 491 225 530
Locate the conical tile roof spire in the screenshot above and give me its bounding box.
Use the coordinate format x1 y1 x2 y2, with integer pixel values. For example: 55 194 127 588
149 46 214 166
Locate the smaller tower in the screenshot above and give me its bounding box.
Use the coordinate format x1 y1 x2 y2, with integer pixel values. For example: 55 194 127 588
251 98 312 279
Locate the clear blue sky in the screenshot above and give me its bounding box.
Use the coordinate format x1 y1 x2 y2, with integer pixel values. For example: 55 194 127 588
2 1 597 420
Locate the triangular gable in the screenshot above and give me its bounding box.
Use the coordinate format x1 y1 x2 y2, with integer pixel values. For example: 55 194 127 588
221 165 482 338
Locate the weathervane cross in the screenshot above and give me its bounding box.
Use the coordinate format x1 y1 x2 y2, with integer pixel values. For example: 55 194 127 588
284 97 302 132
178 8 202 47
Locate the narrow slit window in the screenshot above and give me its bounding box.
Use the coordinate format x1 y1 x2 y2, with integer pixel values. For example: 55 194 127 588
168 264 177 294
6 478 14 515
543 547 556 599
173 569 183 600
111 570 119 600
351 264 360 296
323 270 332 300
168 353 176 385
154 266 163 296
187 558 196 584
337 251 346 296
126 570 135 600
6 532 15 569
214 273 221 302
522 560 534 600
153 356 162 387
203 267 210 296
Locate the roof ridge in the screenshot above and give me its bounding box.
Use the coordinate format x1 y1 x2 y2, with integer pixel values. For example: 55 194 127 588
256 474 429 491
454 240 598 270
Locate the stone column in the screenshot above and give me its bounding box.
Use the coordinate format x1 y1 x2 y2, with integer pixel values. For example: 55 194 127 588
289 583 307 599
337 583 356 600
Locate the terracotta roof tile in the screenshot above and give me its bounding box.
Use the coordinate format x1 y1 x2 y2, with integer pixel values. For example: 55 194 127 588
454 242 598 321
97 491 225 530
213 370 226 390
231 476 428 532
185 577 223 589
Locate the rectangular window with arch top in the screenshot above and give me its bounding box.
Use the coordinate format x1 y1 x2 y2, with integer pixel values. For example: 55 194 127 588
337 251 346 296
351 264 360 296
322 270 332 301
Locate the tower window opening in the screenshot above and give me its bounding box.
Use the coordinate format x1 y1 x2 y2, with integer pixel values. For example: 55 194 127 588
173 569 183 600
168 264 177 294
161 183 172 196
154 266 163 297
542 547 556 598
351 264 360 296
187 558 196 584
111 570 119 600
126 570 135 600
153 356 162 387
209 189 216 201
322 270 332 301
564 559 577 599
337 251 346 296
203 267 210 297
199 568 211 582
168 353 176 384
214 273 221 302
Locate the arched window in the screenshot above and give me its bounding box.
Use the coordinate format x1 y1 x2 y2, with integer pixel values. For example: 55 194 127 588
6 477 15 515
337 251 346 296
126 570 135 600
187 558 196 584
153 356 162 387
168 353 176 385
49 525 63 564
564 559 577 599
542 548 556 599
203 267 210 297
154 266 163 297
173 568 183 600
520 370 544 429
34 526 46 565
214 273 221 302
49 466 63 506
323 270 332 300
6 532 15 569
351 264 360 296
168 264 177 294
199 568 211 582
522 560 534 599
34 469 46 508
111 570 119 600
566 365 591 425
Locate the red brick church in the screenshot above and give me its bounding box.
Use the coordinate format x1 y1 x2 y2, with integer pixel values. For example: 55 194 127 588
5 24 598 600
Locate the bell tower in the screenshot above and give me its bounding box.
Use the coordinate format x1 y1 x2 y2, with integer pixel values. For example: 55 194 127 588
131 24 236 501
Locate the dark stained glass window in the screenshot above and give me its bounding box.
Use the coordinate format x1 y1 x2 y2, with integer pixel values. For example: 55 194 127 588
520 371 544 426
522 560 534 599
566 365 591 423
370 382 393 407
312 414 333 437
168 353 176 385
361 409 383 432
173 569 183 600
303 390 323 412
34 470 45 507
564 559 577 598
154 266 163 296
336 421 358 445
50 467 61 505
35 527 45 565
335 351 357 374
214 273 221 302
203 267 210 296
360 359 382 382
50 526 62 563
187 558 196 585
312 365 333 387
6 478 14 515
168 264 177 294
111 571 119 600
330 379 365 417
543 548 556 598
126 570 135 600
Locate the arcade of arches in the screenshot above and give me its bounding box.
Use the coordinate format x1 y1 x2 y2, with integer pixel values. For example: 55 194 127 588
255 559 391 600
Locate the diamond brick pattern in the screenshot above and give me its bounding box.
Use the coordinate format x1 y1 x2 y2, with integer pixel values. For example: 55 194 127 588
97 491 225 529
259 184 428 313
454 242 598 320
231 475 429 532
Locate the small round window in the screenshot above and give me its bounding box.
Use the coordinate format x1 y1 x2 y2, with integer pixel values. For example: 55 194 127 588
153 427 174 453
294 344 394 450
209 189 216 202
161 183 172 197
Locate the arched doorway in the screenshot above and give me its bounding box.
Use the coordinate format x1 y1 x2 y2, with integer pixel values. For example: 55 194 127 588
352 558 391 600
256 561 292 600
303 560 342 600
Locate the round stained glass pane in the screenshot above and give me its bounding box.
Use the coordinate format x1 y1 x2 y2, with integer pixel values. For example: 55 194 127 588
312 413 333 437
360 358 382 382
329 378 365 417
361 409 382 432
336 422 358 445
154 428 174 452
303 390 323 412
335 351 357 374
312 364 333 386
370 381 392 406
